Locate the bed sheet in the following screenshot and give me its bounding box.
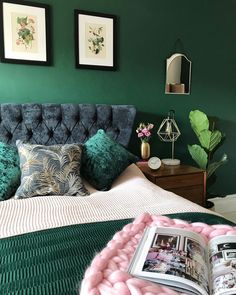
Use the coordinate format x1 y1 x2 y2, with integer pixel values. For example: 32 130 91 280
0 164 232 295
0 164 217 239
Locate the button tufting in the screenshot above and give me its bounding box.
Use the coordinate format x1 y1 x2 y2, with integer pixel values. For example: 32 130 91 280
37 116 43 123
28 129 33 137
48 129 54 138
93 114 97 121
17 116 23 123
84 130 89 137
7 132 13 139
0 104 135 147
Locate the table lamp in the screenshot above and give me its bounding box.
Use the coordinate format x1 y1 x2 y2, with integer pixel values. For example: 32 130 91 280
157 110 181 165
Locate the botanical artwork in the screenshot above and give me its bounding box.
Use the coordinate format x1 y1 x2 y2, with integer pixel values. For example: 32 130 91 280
1 1 50 65
75 10 115 69
85 23 106 58
12 13 38 53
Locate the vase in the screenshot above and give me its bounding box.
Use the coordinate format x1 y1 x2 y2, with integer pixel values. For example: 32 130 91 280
141 141 150 160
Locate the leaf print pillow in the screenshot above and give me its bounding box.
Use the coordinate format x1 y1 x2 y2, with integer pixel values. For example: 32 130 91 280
15 141 89 199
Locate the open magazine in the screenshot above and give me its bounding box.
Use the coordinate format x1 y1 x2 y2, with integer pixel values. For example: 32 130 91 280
128 226 236 295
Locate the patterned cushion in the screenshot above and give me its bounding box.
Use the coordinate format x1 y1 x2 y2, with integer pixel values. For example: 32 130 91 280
0 142 21 201
82 129 138 191
15 141 89 199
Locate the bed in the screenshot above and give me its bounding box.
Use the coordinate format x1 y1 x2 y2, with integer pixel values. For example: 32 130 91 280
0 103 234 295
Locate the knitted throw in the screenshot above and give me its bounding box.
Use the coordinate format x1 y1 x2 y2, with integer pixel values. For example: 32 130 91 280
80 213 236 295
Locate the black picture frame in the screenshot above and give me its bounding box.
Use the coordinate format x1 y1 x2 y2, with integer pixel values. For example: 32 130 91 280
74 9 116 70
0 0 51 66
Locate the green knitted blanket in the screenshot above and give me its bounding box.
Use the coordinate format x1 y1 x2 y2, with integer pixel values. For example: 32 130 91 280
0 213 234 295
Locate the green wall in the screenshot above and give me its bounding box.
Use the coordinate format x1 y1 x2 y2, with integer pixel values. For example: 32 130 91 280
0 0 235 196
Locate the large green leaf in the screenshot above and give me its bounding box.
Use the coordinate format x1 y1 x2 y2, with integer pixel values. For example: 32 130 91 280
209 130 222 151
198 130 211 150
207 154 228 179
198 129 222 151
189 110 209 137
188 144 208 169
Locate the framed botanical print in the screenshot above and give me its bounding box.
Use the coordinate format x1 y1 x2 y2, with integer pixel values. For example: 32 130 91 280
0 0 51 65
74 10 116 70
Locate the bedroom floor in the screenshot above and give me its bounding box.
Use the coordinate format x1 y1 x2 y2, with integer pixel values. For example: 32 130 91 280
210 195 236 223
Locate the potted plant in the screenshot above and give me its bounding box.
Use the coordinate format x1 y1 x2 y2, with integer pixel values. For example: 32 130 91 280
187 110 228 208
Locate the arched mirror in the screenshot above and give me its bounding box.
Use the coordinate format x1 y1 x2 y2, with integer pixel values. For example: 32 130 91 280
165 53 191 95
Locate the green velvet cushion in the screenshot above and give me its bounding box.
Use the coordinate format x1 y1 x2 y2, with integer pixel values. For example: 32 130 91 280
82 129 138 191
15 141 89 199
0 141 21 201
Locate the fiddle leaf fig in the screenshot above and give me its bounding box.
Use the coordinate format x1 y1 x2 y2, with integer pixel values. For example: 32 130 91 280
207 154 228 179
209 130 222 151
188 109 227 188
198 129 222 151
198 129 211 150
189 110 209 137
188 144 208 169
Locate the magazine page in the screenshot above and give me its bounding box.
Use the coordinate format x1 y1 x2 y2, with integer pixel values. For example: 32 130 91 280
208 235 236 295
128 226 209 295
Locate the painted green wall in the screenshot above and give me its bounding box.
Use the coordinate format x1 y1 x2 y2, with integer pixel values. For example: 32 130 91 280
0 0 235 196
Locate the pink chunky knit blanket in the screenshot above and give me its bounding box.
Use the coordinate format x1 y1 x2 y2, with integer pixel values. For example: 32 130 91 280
80 213 236 295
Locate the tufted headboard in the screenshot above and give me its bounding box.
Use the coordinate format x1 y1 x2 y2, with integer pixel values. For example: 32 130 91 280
0 104 136 147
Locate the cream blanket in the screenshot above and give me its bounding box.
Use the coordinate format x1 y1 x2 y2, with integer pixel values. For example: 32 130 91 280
0 164 215 238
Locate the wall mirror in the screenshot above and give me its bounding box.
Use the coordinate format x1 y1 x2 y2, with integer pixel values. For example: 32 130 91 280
165 53 192 95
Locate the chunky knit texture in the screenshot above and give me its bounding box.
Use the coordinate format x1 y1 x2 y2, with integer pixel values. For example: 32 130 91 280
80 213 236 295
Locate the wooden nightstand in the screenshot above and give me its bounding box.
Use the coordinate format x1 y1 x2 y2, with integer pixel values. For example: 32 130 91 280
137 162 206 206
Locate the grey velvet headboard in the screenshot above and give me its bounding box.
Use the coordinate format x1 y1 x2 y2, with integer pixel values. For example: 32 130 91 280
0 104 136 147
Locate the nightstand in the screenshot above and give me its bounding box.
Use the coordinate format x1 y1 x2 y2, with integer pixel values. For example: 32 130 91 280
137 162 206 206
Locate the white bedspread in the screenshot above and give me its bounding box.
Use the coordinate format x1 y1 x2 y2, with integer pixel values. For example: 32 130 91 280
0 164 217 238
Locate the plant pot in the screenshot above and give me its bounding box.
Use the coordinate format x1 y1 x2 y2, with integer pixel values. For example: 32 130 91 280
141 141 150 160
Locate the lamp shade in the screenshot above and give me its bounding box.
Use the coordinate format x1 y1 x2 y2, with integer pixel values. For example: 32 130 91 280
157 110 181 165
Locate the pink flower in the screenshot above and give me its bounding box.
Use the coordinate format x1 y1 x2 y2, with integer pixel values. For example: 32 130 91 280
138 132 144 138
145 131 151 137
136 122 154 142
142 128 151 137
142 128 148 134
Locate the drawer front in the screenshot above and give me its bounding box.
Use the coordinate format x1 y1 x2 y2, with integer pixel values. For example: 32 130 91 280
170 186 205 206
155 173 204 189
